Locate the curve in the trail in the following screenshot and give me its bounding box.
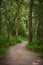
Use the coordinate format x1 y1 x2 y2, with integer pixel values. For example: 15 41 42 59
2 41 43 65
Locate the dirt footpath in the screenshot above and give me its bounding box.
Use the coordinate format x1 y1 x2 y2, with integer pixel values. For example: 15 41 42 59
2 41 43 65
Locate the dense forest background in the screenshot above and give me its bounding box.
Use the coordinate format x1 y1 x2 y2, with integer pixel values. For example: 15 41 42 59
0 0 43 64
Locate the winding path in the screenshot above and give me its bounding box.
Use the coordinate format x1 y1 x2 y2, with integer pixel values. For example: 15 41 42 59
2 41 43 65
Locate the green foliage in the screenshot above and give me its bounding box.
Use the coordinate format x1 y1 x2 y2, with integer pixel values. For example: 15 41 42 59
0 1 28 64
26 41 43 57
26 43 43 53
0 34 8 60
27 0 43 57
0 35 22 60
9 35 22 46
0 0 43 64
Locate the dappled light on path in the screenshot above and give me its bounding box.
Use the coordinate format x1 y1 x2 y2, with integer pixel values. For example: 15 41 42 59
33 62 38 65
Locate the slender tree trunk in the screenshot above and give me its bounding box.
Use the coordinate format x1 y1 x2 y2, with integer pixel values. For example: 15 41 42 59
29 0 33 43
5 1 10 42
16 1 19 38
0 0 2 44
0 0 2 35
16 15 19 38
15 0 23 38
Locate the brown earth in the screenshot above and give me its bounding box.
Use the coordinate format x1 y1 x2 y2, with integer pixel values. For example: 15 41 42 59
2 41 43 65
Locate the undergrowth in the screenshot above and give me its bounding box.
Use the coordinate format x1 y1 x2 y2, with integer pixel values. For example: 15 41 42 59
0 35 23 64
26 39 43 57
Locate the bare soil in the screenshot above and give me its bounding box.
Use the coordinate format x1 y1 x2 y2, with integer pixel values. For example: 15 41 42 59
2 41 43 65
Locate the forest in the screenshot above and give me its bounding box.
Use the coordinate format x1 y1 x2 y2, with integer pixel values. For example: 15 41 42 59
0 0 43 65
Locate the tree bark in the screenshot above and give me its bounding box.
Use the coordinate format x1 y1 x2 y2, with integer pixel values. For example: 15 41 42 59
0 0 2 35
37 0 43 44
4 1 10 42
29 0 33 43
16 1 19 38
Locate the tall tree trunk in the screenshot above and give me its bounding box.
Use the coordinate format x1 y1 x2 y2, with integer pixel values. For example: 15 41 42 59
4 1 10 42
16 1 19 38
0 0 2 35
0 0 2 44
16 15 19 38
29 0 33 43
15 0 23 38
37 0 43 45
0 0 1 35
16 1 20 38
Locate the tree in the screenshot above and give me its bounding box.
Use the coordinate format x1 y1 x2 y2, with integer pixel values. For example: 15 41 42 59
29 0 33 43
37 0 43 45
0 0 2 35
15 0 23 38
4 0 10 42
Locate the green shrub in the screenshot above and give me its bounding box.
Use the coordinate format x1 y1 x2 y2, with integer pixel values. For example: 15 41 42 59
0 35 22 62
26 41 43 57
9 35 22 46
